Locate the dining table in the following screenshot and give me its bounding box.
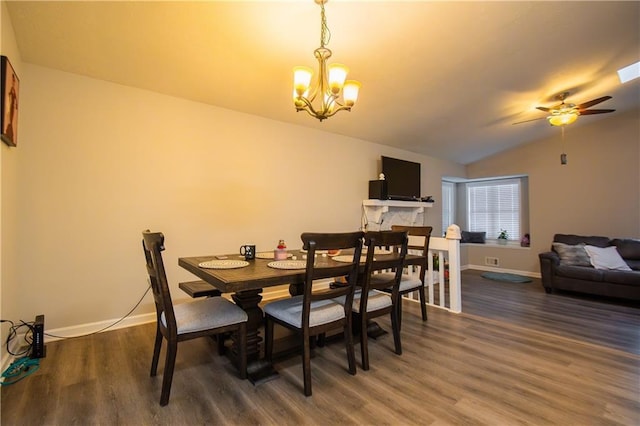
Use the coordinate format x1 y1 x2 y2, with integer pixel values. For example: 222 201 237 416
178 248 425 384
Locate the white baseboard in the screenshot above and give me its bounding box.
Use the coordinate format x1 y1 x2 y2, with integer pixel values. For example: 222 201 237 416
466 264 541 278
44 312 156 343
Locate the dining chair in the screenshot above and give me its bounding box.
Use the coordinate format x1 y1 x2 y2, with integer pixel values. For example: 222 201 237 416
142 230 248 406
334 230 408 370
373 225 432 326
263 231 364 396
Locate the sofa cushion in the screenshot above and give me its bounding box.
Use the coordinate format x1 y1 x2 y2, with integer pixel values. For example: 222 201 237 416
610 239 640 260
601 270 640 285
554 234 610 248
461 231 486 244
584 245 632 271
556 264 604 282
552 242 591 267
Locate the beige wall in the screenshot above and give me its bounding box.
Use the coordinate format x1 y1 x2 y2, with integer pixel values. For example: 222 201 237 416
3 63 464 336
465 108 640 272
1 0 23 363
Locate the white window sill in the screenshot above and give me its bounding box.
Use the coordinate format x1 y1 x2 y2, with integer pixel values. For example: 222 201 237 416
461 242 530 250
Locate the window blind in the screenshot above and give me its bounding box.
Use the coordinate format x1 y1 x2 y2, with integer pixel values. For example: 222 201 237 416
442 181 455 232
467 179 520 240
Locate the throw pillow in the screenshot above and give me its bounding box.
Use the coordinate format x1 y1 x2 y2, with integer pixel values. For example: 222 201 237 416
583 245 632 271
461 231 486 244
552 242 591 267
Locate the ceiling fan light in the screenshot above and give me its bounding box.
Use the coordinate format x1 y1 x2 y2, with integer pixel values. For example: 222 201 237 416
548 111 578 126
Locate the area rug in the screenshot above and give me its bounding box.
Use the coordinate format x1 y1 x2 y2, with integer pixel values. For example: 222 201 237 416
481 272 532 283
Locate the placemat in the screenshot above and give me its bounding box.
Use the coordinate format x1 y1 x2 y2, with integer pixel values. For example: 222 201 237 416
198 259 249 269
267 260 307 270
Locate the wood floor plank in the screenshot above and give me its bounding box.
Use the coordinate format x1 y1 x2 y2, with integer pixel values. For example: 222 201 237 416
2 270 638 425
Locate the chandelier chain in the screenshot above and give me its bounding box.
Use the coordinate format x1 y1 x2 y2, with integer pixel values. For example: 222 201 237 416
320 1 331 48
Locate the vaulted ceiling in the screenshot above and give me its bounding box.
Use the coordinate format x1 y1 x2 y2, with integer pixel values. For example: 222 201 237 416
6 1 640 164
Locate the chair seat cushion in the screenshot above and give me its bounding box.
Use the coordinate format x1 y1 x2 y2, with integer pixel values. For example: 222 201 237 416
264 296 345 328
333 290 392 313
162 297 248 335
370 272 422 292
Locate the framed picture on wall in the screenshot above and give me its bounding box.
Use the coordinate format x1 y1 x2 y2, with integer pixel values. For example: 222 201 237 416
1 55 20 147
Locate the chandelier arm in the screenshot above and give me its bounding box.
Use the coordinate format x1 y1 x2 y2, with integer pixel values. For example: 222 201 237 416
322 104 353 118
303 107 327 120
296 96 346 121
295 96 320 115
296 94 353 121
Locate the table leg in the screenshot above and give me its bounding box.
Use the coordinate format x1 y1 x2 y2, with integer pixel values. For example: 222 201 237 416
288 282 304 296
230 289 279 385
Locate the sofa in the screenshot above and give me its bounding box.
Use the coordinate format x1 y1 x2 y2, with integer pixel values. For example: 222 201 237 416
539 234 640 301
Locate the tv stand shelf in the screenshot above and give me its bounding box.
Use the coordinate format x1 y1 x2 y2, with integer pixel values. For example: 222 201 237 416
362 199 433 231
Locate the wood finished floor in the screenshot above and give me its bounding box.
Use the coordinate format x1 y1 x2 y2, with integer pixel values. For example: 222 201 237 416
2 270 639 425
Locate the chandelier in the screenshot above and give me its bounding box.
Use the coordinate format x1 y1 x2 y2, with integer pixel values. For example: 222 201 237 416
293 0 361 121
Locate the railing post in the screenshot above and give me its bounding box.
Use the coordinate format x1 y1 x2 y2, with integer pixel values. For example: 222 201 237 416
445 225 462 313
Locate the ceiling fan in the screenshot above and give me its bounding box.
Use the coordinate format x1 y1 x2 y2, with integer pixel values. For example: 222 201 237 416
514 92 615 126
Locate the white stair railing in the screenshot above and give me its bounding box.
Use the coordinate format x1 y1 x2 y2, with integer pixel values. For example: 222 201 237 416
403 235 461 313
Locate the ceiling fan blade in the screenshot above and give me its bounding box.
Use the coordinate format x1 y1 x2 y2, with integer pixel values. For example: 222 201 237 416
579 109 616 115
536 106 551 112
512 117 547 125
576 96 611 110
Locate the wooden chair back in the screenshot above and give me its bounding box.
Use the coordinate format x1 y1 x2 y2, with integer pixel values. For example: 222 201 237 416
390 225 432 282
361 231 409 311
142 231 177 340
300 231 364 328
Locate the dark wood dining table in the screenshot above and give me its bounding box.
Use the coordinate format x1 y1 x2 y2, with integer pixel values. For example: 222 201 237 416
178 249 425 384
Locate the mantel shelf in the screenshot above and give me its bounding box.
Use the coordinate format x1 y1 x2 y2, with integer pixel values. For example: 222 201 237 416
362 199 433 231
362 200 434 208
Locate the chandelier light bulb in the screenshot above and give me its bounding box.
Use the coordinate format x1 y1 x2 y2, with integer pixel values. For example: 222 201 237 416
343 80 361 106
328 63 348 94
293 66 313 98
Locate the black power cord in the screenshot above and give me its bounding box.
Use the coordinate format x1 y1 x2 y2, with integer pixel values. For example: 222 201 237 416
0 319 35 356
44 283 151 340
0 320 39 386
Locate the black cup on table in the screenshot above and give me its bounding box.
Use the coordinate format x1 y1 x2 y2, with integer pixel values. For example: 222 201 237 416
239 244 256 260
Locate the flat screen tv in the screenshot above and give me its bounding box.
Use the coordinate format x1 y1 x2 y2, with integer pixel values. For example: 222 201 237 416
381 156 421 199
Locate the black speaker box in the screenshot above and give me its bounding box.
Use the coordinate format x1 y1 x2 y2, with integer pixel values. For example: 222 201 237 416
31 314 46 359
368 180 388 200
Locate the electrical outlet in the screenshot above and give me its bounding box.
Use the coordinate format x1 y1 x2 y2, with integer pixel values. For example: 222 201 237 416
485 256 499 266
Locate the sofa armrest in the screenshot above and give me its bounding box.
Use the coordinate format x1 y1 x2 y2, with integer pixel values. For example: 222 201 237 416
539 251 560 292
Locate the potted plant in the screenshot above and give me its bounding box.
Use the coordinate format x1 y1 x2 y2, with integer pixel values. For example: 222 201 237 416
497 229 509 244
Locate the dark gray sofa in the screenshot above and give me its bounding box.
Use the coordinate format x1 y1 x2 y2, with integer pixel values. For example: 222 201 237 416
539 234 640 301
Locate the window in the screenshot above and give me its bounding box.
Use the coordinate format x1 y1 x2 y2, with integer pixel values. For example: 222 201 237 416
442 181 455 232
467 178 521 241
